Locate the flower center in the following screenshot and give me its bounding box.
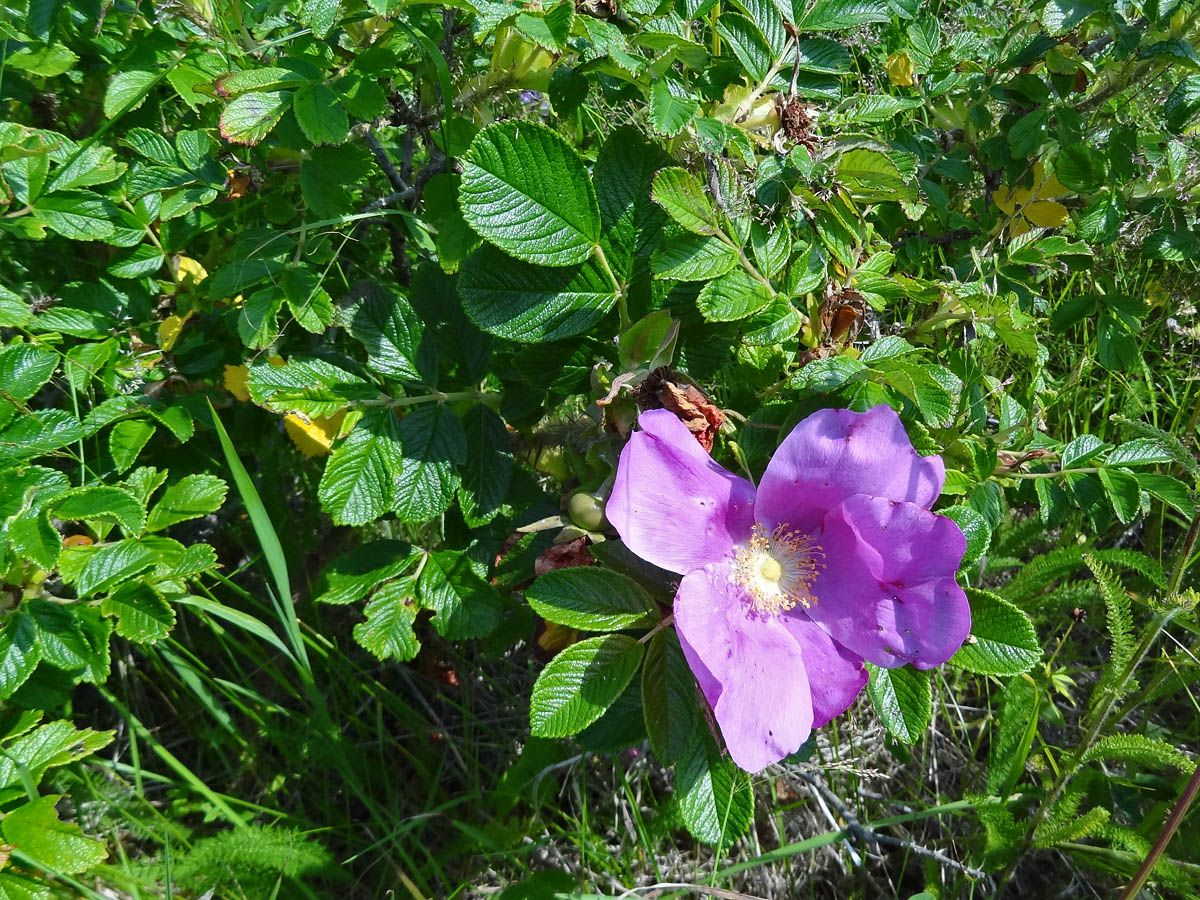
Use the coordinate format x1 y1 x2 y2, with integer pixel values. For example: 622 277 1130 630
734 523 824 615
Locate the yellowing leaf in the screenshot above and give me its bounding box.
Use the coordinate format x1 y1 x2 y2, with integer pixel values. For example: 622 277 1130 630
157 311 192 351
175 256 208 286
885 51 915 87
284 410 347 457
1024 199 1069 228
537 621 578 654
223 364 251 402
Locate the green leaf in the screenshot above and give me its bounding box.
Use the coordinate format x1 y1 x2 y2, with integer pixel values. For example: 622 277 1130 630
836 147 917 201
529 634 644 738
675 731 754 845
62 539 159 597
1099 466 1141 524
123 127 178 166
8 510 60 569
50 486 146 536
145 474 228 532
458 405 512 526
526 568 660 631
1075 190 1124 244
1105 438 1174 468
941 504 991 566
0 409 83 462
0 344 57 401
1055 145 1105 193
741 299 802 345
418 549 503 639
345 283 426 383
1165 75 1200 132
103 69 158 117
716 13 773 81
237 288 284 349
649 80 699 137
393 404 466 523
0 614 41 700
0 720 114 792
353 578 421 661
459 244 619 342
1136 473 1195 517
651 167 720 235
100 582 175 643
318 408 403 526
248 356 378 417
282 267 334 333
293 84 349 145
697 269 774 322
1 795 107 874
836 96 923 124
219 91 292 145
651 233 739 281
798 0 890 30
460 122 601 267
5 42 78 77
987 674 1039 795
314 540 418 605
950 589 1041 675
299 144 374 219
34 192 116 241
866 663 930 743
642 629 700 765
793 37 852 72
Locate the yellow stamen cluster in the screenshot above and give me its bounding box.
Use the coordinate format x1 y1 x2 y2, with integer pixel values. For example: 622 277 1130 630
734 523 824 615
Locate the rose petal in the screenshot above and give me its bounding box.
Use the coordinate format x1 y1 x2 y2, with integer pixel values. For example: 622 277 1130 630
756 405 945 533
806 495 969 669
779 613 867 728
674 562 814 772
607 409 756 574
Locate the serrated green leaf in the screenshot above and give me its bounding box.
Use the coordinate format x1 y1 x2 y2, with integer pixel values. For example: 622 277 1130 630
418 548 503 639
651 167 720 235
219 90 292 145
526 567 659 630
741 298 802 345
33 192 116 241
393 404 466 523
950 588 1041 675
529 634 643 738
0 720 114 792
1165 74 1200 132
460 122 601 266
941 504 990 566
716 13 773 81
1055 145 1105 193
345 283 425 383
145 474 228 532
697 269 774 322
8 510 60 569
353 578 421 661
651 232 739 281
0 614 41 700
987 674 1039 795
458 404 512 526
1136 473 1195 517
675 731 754 844
50 486 146 536
103 69 157 117
248 356 378 417
293 84 349 145
100 582 174 643
866 663 930 743
61 539 159 597
314 540 417 605
642 629 700 765
1075 190 1124 244
649 80 699 137
1099 466 1141 524
798 0 890 31
1 795 107 874
0 344 57 401
1105 438 1174 468
458 243 619 341
318 408 403 526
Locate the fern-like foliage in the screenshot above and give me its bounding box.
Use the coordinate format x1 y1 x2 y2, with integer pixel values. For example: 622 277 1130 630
970 794 1024 867
1080 733 1197 774
1095 823 1198 892
1001 547 1089 605
1084 553 1138 711
1032 805 1111 849
162 826 337 900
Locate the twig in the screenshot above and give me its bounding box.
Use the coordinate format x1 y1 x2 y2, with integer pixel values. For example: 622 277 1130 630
1118 763 1200 900
363 131 410 194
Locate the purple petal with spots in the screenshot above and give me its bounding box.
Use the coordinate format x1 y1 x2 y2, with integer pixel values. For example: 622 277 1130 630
607 409 756 575
806 495 970 669
756 406 946 533
778 613 868 727
674 562 814 773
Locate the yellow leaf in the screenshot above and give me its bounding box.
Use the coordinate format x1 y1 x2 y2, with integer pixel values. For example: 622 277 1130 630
885 51 915 87
223 365 251 402
284 411 346 458
537 621 578 654
175 256 208 287
1024 199 1069 228
157 311 192 351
